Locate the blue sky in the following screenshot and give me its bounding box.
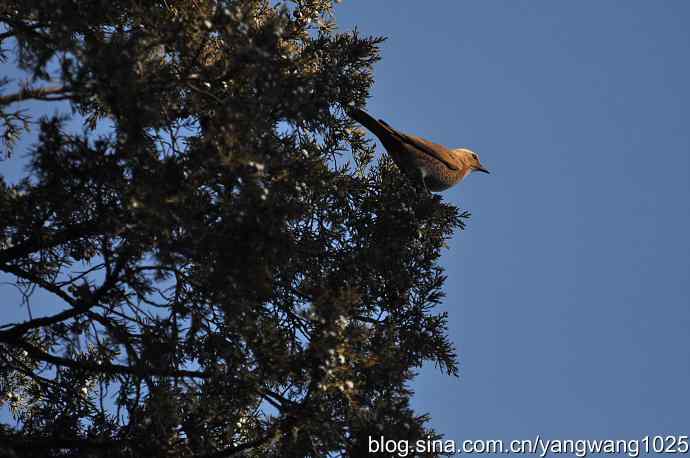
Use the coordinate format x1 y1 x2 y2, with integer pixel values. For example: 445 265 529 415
2 0 689 450
335 0 690 445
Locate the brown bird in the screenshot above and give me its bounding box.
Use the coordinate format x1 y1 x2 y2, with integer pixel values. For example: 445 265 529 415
350 108 489 192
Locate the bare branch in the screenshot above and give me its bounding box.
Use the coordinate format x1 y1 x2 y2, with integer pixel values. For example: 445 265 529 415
0 301 87 340
0 30 15 41
1 263 78 306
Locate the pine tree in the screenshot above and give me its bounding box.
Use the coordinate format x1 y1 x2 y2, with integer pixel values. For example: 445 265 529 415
0 1 468 456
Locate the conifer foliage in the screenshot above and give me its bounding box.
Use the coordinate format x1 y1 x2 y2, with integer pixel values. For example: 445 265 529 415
0 1 468 456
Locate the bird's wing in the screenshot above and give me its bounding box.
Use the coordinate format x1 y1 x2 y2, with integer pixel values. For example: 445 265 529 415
377 120 461 171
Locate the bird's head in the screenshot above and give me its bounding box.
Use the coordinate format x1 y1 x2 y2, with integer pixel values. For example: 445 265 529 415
454 148 490 175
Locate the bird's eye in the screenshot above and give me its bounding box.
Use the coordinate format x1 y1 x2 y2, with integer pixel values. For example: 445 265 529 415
472 153 478 160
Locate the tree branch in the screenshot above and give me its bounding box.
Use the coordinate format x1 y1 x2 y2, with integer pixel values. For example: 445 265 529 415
0 30 16 41
0 435 120 451
0 220 104 265
0 302 87 340
0 337 209 379
1 263 78 306
0 244 126 339
0 85 70 106
200 425 281 458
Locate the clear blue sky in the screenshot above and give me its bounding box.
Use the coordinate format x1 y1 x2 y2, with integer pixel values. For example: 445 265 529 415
335 0 690 445
2 0 689 449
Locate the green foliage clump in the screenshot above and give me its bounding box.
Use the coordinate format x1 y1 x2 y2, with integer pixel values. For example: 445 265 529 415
0 1 468 456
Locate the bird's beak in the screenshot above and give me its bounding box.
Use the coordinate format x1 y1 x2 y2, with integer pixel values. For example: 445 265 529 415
475 164 490 174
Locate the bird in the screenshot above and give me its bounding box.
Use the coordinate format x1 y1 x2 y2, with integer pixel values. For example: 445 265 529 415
349 108 489 192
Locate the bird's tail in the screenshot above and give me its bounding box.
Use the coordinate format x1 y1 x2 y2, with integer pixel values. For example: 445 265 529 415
348 108 394 142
